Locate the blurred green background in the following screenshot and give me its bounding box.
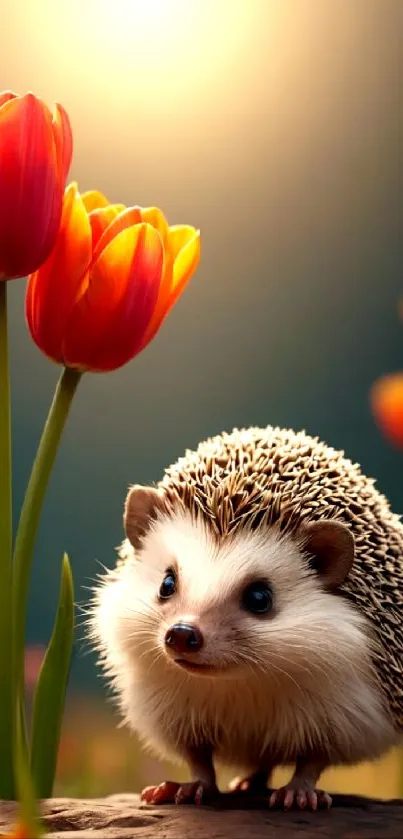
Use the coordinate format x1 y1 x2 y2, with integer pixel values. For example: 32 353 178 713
2 0 403 798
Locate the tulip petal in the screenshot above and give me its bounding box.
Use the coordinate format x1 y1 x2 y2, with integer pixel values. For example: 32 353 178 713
141 207 170 245
0 93 62 277
140 227 200 348
169 225 199 263
63 222 164 372
89 204 126 251
26 183 92 363
81 190 110 212
370 373 403 448
92 205 143 264
52 103 73 185
0 90 18 108
171 227 200 294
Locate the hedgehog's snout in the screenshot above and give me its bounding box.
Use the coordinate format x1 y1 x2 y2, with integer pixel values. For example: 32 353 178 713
165 622 204 655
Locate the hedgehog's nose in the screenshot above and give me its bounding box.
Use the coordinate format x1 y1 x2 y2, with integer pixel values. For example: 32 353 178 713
165 623 204 654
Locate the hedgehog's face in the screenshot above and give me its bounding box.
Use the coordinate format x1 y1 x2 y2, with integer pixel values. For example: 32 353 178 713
99 486 367 687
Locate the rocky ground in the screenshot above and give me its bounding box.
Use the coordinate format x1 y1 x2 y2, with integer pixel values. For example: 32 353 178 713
1 793 403 838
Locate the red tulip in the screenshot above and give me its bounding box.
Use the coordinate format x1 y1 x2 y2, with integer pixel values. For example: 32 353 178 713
0 91 72 279
26 185 200 372
370 372 403 448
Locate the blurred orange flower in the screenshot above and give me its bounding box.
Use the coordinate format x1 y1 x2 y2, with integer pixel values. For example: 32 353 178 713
26 186 200 372
0 819 39 839
24 645 45 691
370 372 403 447
0 91 72 279
56 732 80 775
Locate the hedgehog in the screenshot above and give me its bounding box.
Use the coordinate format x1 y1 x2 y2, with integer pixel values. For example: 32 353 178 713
90 425 403 812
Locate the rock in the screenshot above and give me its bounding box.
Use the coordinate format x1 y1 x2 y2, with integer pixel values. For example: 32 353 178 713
1 793 403 838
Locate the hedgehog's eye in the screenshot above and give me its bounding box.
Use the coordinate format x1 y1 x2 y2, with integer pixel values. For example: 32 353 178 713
241 581 273 615
159 568 176 600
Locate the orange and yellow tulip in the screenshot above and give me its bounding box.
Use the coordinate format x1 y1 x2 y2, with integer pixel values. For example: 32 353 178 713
0 91 72 279
370 372 403 448
26 185 200 372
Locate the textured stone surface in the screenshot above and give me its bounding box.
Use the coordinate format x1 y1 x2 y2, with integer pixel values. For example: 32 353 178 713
1 793 403 838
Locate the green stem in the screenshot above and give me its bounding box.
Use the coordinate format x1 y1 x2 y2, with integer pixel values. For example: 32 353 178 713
12 366 82 771
0 281 14 799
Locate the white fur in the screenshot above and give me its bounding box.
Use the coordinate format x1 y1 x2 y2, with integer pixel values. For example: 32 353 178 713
90 511 397 775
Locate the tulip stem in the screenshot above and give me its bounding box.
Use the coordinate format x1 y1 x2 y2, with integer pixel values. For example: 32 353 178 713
12 366 82 772
0 280 15 799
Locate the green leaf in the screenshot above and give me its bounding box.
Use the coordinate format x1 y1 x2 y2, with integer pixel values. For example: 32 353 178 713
14 697 43 838
30 553 74 799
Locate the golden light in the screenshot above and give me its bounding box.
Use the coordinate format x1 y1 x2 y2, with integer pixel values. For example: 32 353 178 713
90 0 198 46
10 0 282 108
76 0 249 82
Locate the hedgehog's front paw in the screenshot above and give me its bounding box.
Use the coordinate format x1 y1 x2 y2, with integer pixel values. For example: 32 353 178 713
269 781 332 811
141 779 218 806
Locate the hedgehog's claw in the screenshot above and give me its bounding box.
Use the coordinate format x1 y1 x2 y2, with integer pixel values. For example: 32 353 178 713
269 783 332 811
140 781 178 805
141 779 218 806
175 780 211 805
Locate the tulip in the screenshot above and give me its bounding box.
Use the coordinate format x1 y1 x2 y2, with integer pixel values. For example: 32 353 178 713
26 185 200 372
370 372 403 448
10 188 200 800
0 91 72 280
0 91 70 798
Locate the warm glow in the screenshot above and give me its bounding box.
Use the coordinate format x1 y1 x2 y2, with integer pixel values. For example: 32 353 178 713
11 0 280 108
92 0 197 43
75 0 259 54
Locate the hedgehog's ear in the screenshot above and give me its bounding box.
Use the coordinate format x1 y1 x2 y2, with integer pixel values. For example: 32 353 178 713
302 519 354 589
124 485 167 550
